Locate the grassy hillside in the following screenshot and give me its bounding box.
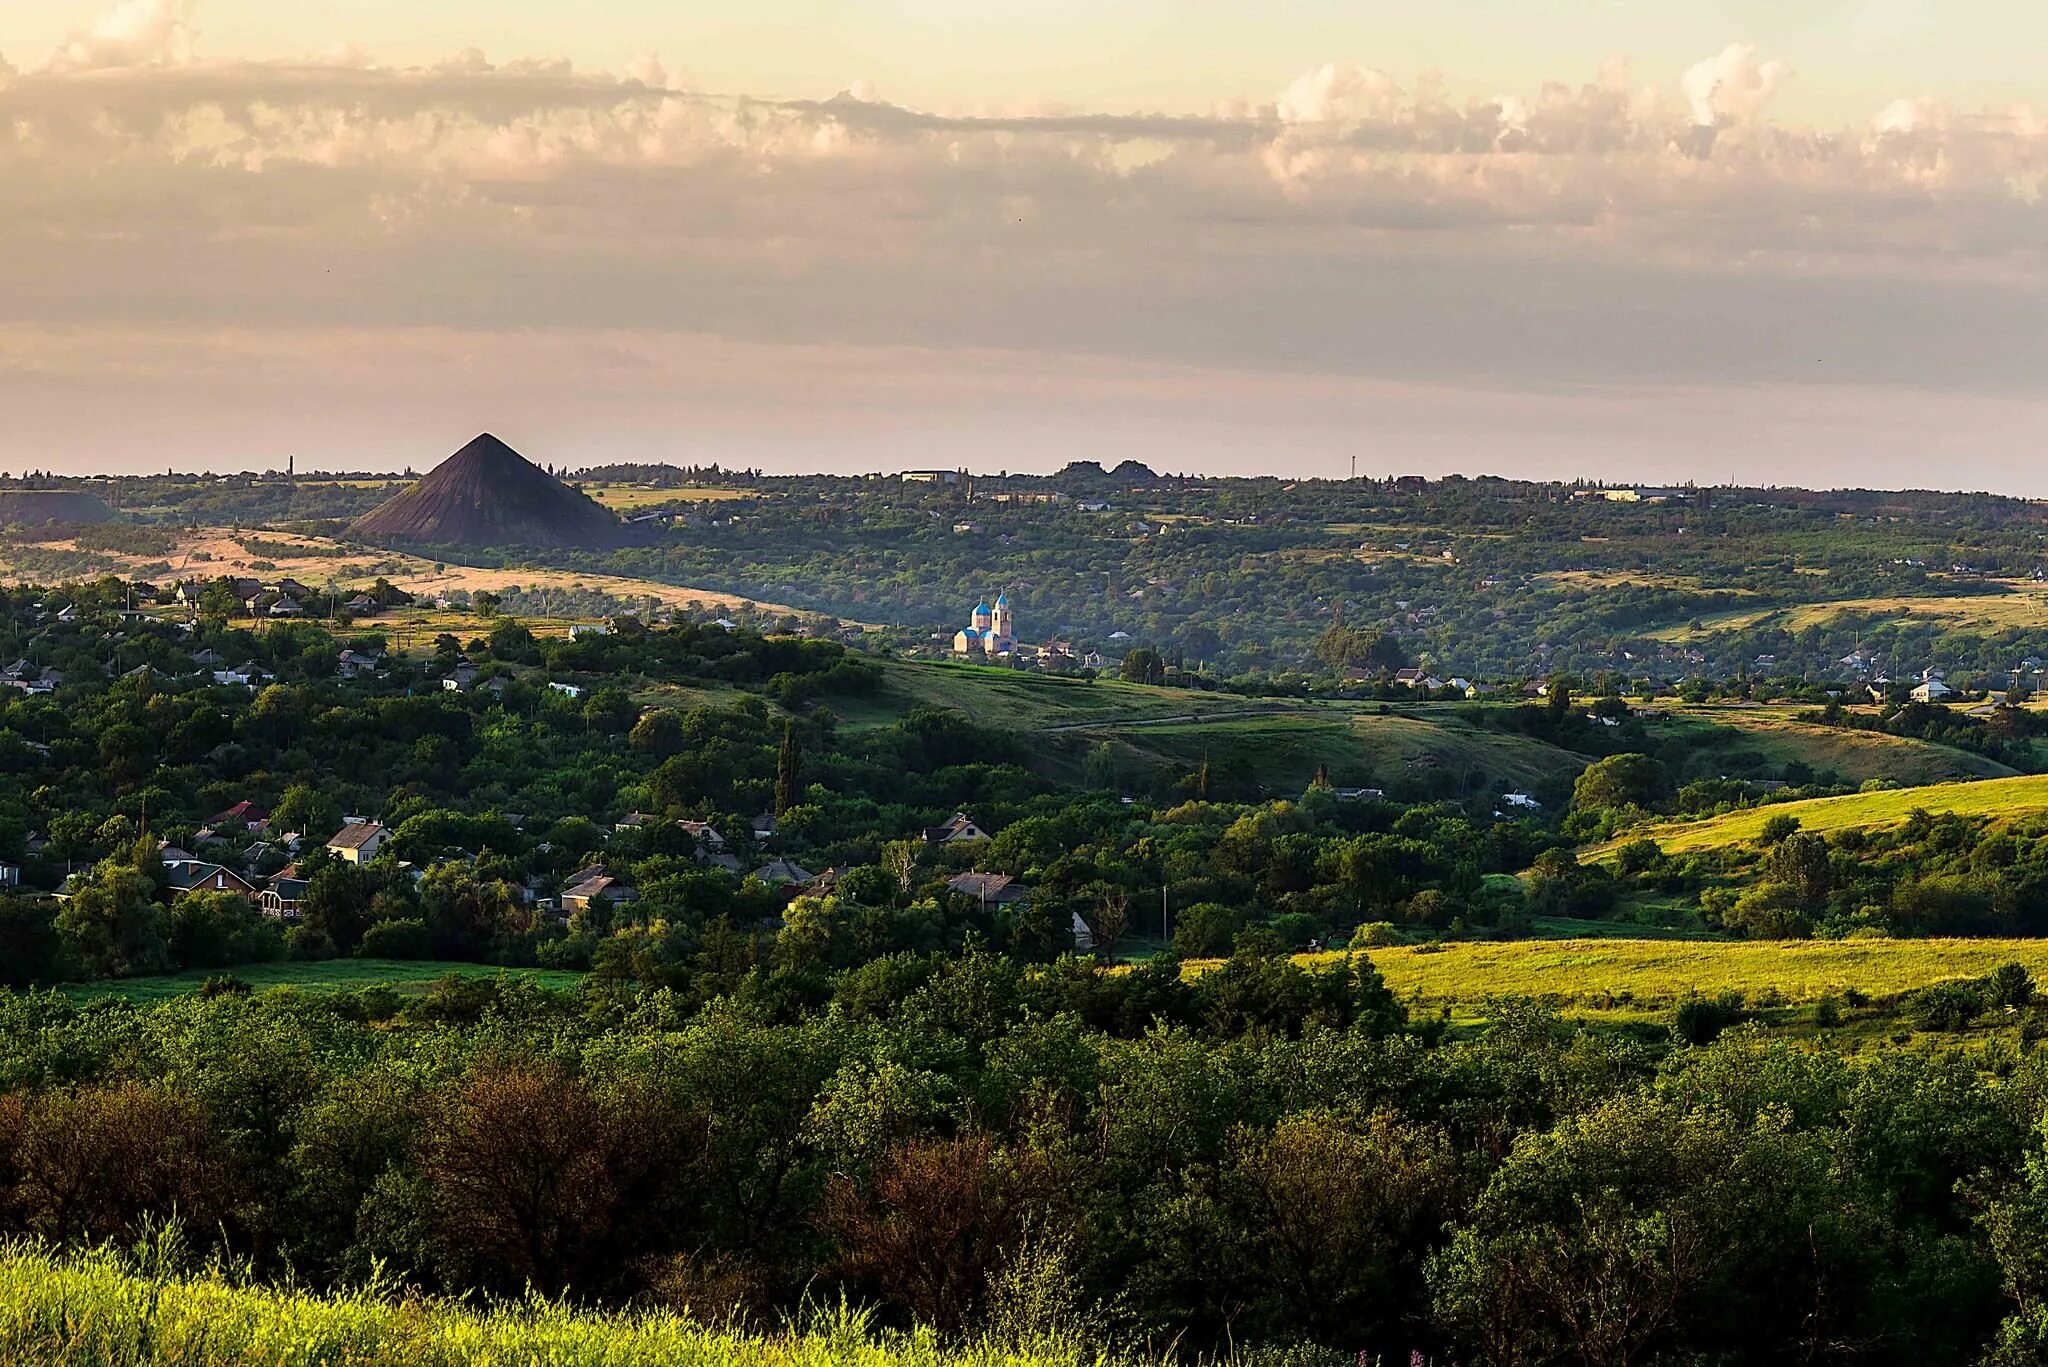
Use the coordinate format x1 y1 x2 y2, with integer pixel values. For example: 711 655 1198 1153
1606 774 2048 855
68 960 582 1006
1104 712 1587 798
1307 937 2048 1019
1654 708 2018 784
842 658 1282 733
0 1247 1078 1367
1646 585 2048 643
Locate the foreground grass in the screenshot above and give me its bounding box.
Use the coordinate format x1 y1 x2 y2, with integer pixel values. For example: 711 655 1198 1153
1342 937 2048 1014
1600 774 2048 856
68 960 583 1006
0 1247 1089 1367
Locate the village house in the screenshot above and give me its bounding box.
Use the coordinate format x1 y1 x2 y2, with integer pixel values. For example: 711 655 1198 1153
561 868 638 912
947 872 1030 908
261 867 308 919
337 648 382 679
326 821 391 864
214 661 266 687
751 858 815 888
442 663 482 692
163 859 260 899
210 800 270 833
923 812 991 844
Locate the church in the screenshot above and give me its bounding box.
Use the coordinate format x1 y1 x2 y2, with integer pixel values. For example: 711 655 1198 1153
953 593 1016 656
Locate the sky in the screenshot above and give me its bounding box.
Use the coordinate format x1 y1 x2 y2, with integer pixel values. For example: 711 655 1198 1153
2 0 2046 490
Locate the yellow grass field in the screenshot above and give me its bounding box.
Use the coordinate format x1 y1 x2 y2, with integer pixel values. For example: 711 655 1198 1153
1296 937 2048 1013
1657 707 2017 783
580 485 754 508
1596 774 2048 855
0 528 814 619
1649 584 2048 642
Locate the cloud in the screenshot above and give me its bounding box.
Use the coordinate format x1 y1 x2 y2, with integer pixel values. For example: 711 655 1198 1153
1681 43 1792 126
1 27 2044 477
48 0 200 72
1276 62 1401 124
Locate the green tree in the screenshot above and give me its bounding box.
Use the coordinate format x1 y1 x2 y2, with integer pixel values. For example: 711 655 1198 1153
775 720 802 817
1120 649 1166 685
54 863 169 978
1572 753 1667 813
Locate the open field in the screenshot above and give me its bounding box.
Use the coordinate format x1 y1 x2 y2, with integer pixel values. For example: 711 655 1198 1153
580 484 755 508
1652 707 2018 784
0 526 822 623
1648 584 2048 642
67 959 583 1006
1599 774 2048 856
0 1249 1020 1367
1331 936 2048 1015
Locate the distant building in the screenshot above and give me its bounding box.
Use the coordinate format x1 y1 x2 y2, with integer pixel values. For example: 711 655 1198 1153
163 860 259 899
953 593 1016 656
947 872 1030 907
326 821 391 864
923 813 990 844
901 469 963 486
561 870 638 912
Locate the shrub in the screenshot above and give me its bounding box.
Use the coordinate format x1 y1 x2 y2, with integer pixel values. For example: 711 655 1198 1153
1988 962 2036 1010
1908 981 1983 1033
359 918 434 960
1672 991 1746 1046
1757 814 1802 846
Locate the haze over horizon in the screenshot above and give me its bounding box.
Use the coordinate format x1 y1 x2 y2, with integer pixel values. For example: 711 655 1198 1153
4 1 2047 493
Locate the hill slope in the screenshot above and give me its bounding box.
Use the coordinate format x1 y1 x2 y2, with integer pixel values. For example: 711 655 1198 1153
1603 774 2048 855
0 490 112 526
1656 709 2018 785
350 434 630 550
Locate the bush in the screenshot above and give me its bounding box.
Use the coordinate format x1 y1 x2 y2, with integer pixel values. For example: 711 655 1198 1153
1908 981 1983 1033
358 918 434 960
1988 962 2036 1010
1672 991 1746 1046
1757 814 1802 846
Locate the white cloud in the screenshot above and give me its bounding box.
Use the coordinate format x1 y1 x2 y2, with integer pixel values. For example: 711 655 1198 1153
48 0 200 73
1275 62 1400 124
1681 43 1792 126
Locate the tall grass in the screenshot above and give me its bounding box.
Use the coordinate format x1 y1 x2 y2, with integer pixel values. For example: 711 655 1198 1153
0 1244 1108 1367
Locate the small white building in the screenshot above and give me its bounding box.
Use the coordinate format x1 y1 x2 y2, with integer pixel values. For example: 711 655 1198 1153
326 822 391 865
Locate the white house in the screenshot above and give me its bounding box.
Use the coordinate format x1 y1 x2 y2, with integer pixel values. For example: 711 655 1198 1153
326 821 391 864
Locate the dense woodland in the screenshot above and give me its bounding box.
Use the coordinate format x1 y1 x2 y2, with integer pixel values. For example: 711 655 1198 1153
13 964 2048 1363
